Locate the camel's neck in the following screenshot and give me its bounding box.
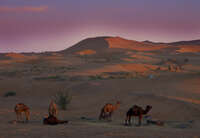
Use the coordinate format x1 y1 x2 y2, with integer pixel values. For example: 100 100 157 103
113 103 120 111
143 107 151 114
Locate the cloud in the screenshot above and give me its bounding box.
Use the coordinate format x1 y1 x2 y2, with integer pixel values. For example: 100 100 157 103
0 6 48 13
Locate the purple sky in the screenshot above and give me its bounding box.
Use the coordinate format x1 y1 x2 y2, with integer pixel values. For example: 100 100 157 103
0 0 200 52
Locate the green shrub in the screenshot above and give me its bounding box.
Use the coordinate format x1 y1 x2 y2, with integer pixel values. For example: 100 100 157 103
53 90 72 110
4 91 16 97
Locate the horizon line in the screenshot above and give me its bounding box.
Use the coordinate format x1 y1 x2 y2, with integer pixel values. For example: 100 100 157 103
1 36 200 54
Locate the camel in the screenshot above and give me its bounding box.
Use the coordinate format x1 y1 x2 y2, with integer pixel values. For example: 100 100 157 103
43 115 68 125
14 103 30 123
48 100 58 117
125 105 152 126
99 101 120 121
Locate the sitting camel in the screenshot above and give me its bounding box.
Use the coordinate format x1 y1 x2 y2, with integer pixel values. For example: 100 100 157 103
125 105 152 126
43 115 68 125
14 103 30 123
99 101 120 121
48 100 58 117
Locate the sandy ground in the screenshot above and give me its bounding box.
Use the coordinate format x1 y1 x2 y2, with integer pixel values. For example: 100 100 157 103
1 73 200 138
0 37 200 138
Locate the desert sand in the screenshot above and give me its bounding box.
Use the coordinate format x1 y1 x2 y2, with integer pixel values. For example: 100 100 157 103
0 36 200 138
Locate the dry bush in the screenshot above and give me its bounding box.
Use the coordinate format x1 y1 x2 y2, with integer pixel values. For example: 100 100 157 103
4 91 16 97
53 90 72 110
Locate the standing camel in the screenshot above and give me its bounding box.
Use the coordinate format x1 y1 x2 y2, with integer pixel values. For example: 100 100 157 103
48 100 58 117
125 105 152 126
14 103 30 123
99 101 120 121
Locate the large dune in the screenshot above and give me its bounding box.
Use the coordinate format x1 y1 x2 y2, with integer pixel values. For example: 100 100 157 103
106 37 168 51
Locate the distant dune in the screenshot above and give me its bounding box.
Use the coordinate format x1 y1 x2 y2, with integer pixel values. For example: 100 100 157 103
5 53 26 59
61 36 200 55
61 37 110 54
168 39 200 46
106 37 167 51
1 36 200 57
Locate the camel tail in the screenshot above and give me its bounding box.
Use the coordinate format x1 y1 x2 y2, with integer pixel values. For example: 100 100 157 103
14 105 17 113
14 104 20 112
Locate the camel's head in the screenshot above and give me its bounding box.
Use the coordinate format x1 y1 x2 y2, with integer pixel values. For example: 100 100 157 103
146 105 152 110
113 101 121 110
44 115 49 118
116 101 121 105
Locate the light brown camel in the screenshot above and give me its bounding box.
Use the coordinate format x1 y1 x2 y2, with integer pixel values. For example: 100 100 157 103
99 101 120 121
125 105 152 126
14 103 30 123
48 100 58 117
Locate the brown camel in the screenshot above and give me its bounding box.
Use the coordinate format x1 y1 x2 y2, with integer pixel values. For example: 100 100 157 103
48 100 58 117
125 105 152 126
99 101 120 121
14 103 30 123
43 115 68 125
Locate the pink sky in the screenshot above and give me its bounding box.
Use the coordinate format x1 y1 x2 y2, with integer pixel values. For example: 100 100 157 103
0 0 200 52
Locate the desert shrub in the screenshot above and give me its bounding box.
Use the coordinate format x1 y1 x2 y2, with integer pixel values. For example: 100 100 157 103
4 91 16 97
89 75 104 80
54 66 75 71
53 90 72 110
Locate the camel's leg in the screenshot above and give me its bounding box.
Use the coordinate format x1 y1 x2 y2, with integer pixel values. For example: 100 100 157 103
105 112 110 121
103 112 108 120
128 116 132 125
104 113 108 120
22 112 26 123
125 116 131 125
19 112 23 122
16 112 20 122
138 115 142 126
125 116 128 125
99 109 104 120
25 110 30 122
133 116 135 125
102 112 106 120
108 112 112 121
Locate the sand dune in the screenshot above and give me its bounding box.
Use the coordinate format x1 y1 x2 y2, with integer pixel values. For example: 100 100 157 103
106 37 168 51
5 53 26 59
75 49 96 55
176 46 200 53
